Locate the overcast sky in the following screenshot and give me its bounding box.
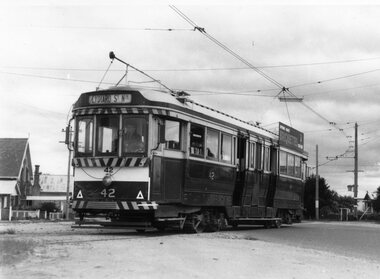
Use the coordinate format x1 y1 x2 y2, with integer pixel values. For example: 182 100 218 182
1 0 379 198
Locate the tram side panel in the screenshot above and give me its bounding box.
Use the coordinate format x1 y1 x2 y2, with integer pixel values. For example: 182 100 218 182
274 176 304 221
150 155 184 203
182 159 236 207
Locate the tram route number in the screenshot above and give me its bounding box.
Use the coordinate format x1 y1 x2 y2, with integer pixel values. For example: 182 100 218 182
101 188 115 198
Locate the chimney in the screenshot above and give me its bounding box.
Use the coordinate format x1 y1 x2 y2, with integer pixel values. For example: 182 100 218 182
34 165 41 187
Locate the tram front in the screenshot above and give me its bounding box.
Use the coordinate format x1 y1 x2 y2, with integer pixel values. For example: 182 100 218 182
70 87 157 227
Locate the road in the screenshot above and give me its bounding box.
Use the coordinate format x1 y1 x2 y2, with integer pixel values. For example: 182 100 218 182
1 221 380 278
232 221 380 261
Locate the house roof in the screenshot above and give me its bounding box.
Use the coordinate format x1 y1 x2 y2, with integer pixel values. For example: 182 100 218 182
0 138 29 178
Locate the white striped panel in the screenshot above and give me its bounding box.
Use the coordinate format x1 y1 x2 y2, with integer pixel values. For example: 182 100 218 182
131 202 139 210
121 201 129 210
111 158 118 167
130 157 137 166
138 202 150 210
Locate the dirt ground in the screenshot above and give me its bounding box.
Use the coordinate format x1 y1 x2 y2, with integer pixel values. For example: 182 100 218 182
1 221 380 279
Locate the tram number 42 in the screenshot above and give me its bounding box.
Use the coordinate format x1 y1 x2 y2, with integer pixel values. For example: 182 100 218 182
101 188 115 198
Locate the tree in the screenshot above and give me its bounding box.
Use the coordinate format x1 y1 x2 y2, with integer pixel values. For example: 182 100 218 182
372 186 380 213
304 175 340 219
336 195 355 211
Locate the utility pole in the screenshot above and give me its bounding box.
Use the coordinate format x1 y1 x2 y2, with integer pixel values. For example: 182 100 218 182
354 122 358 219
315 144 319 220
64 125 72 220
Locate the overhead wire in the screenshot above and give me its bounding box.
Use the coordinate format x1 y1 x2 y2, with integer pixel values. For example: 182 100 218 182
170 5 357 170
2 56 380 72
289 68 380 89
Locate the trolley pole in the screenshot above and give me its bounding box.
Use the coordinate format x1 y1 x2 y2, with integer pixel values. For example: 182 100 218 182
315 144 319 220
354 122 358 219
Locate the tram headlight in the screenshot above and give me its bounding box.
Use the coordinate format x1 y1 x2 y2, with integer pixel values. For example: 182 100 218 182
102 175 112 187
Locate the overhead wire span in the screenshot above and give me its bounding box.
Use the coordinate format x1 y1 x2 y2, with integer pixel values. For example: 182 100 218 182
3 56 380 72
29 25 195 32
170 5 354 164
169 5 284 90
289 68 380 89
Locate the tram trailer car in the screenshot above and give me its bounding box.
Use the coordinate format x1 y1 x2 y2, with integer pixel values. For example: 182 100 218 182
70 86 308 232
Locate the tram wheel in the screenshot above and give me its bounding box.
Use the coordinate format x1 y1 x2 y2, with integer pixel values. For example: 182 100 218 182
192 213 206 233
208 212 226 232
275 220 282 229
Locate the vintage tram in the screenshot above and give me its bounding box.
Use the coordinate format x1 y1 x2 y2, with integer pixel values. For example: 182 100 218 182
70 85 308 232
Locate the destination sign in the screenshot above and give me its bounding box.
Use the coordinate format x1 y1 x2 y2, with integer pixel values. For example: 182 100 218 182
88 94 131 105
279 122 304 152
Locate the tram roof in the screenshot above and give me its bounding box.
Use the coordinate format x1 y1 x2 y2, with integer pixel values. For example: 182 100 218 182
76 86 278 140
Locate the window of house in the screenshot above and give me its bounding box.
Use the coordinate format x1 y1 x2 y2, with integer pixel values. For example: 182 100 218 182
190 124 205 157
206 129 219 160
221 133 232 163
165 120 181 150
249 142 256 169
96 115 119 155
77 117 94 156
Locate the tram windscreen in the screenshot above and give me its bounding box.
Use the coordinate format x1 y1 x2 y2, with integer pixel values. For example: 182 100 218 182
97 116 119 155
122 117 147 154
77 117 93 155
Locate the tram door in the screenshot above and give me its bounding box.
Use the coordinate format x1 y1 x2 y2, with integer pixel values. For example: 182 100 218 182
233 135 247 205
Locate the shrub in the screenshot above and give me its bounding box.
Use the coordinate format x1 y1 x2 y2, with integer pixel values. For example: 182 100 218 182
40 202 59 213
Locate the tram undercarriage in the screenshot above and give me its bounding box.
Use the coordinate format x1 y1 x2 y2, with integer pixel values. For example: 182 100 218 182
72 204 287 233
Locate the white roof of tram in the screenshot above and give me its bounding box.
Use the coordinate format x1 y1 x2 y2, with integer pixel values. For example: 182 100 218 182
107 86 277 140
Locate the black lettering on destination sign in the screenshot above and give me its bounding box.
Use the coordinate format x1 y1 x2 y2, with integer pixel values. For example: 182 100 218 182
89 94 131 105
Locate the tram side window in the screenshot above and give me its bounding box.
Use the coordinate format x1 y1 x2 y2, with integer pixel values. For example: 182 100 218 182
249 142 256 169
96 115 119 155
190 124 205 157
256 143 263 170
294 156 301 178
77 117 93 156
287 154 295 176
279 151 287 174
122 116 147 154
206 128 219 160
264 146 271 171
165 120 181 150
221 133 232 163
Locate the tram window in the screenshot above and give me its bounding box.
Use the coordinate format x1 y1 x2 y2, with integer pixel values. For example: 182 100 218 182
77 117 93 156
96 115 119 155
264 146 271 171
165 120 181 150
190 124 205 157
287 153 295 176
122 116 147 154
221 133 232 163
206 129 219 160
249 142 256 169
256 143 263 170
279 151 287 174
294 156 301 178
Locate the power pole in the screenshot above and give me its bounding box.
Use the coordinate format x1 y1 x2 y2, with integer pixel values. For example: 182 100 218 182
64 125 72 220
354 122 358 219
315 144 319 220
